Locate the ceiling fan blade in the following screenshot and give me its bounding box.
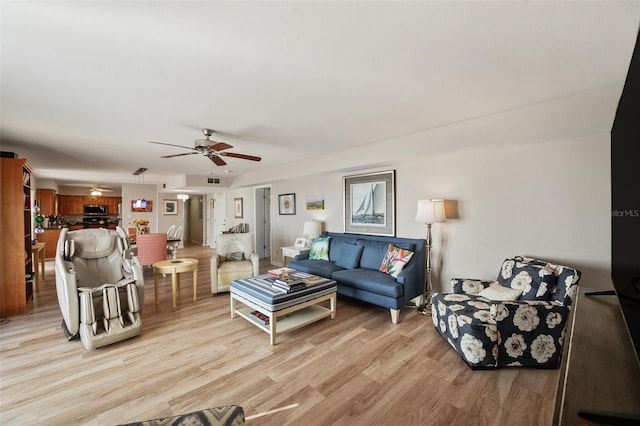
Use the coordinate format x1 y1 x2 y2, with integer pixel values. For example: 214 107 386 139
209 142 233 151
161 152 199 158
150 141 197 151
220 152 262 162
210 155 227 166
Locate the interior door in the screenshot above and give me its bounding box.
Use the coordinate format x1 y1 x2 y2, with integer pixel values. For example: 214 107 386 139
254 187 271 259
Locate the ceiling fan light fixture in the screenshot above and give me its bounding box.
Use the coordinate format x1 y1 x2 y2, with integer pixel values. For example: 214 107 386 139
90 190 102 196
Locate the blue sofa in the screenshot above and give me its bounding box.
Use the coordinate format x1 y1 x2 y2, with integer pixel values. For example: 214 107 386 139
288 232 426 323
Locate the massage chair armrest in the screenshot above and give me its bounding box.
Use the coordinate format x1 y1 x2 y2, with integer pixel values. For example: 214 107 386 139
451 278 496 294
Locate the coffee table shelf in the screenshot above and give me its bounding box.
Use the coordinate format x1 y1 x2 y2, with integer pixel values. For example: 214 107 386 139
231 291 336 345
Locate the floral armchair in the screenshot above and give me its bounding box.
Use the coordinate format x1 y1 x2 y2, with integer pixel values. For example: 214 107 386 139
431 256 581 369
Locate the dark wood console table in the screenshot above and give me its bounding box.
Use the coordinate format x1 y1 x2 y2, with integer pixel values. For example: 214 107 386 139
553 287 640 424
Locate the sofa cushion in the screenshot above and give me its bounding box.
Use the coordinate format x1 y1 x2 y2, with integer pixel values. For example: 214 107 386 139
332 268 403 298
379 244 414 278
288 258 344 278
309 236 330 260
358 239 415 271
335 243 364 269
497 258 556 301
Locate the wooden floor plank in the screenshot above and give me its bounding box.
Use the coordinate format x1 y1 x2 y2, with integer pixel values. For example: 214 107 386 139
0 243 559 425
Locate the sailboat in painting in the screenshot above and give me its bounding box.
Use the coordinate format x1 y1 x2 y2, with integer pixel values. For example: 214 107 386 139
352 182 386 224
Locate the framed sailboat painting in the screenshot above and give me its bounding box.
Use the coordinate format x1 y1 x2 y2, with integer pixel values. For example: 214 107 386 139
343 170 395 236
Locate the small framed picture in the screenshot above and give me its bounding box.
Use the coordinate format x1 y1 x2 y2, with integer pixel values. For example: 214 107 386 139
278 193 296 215
163 200 177 215
294 237 307 248
234 197 243 219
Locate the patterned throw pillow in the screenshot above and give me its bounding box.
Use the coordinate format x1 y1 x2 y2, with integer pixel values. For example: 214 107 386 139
497 258 556 301
309 236 330 260
379 244 414 278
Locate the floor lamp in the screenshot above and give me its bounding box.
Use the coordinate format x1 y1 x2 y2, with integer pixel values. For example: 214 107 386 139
415 199 446 315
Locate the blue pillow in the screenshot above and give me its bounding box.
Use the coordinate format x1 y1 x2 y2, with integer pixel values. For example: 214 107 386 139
336 243 364 269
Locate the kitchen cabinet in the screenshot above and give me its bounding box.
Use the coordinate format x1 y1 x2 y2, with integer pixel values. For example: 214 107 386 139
84 195 105 205
58 195 84 215
0 157 33 316
36 189 57 216
106 197 121 215
59 195 121 216
38 229 61 259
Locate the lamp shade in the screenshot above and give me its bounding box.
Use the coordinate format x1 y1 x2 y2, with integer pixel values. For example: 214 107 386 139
303 220 322 237
415 199 446 224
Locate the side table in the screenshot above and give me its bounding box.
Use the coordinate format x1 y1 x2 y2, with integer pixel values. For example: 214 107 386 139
281 246 310 266
152 258 199 311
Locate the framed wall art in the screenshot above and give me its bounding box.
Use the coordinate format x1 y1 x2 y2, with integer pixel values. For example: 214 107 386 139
306 199 325 210
343 170 395 236
278 193 296 215
163 200 178 215
234 197 243 219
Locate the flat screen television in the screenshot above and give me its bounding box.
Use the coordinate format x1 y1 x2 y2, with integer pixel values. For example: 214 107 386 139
578 29 640 425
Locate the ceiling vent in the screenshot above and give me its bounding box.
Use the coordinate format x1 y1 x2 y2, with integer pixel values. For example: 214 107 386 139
207 178 220 184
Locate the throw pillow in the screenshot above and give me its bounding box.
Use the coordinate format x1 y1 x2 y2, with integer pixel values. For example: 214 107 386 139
309 236 330 260
379 244 414 278
497 258 556 301
336 243 364 269
477 282 522 301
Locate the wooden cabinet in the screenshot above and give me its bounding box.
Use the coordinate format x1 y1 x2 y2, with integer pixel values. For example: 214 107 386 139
0 158 33 316
59 195 121 215
106 197 121 215
36 189 57 216
38 229 61 259
58 195 84 215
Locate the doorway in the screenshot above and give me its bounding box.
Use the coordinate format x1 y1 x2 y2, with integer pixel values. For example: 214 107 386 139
255 187 271 259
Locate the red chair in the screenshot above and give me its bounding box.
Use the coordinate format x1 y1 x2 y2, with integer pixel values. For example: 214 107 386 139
136 233 167 267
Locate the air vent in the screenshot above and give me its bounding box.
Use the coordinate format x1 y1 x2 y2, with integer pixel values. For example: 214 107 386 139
207 178 220 184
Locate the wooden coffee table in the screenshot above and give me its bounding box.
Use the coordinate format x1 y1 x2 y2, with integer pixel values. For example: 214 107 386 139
152 258 198 311
230 274 336 345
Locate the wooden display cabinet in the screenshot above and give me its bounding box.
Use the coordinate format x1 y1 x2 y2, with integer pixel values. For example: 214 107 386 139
0 157 33 316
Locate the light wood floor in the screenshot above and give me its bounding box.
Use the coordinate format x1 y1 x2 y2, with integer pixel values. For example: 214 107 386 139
0 244 559 425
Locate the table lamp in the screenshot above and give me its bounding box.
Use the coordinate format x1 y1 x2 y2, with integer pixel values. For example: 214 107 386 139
303 220 322 246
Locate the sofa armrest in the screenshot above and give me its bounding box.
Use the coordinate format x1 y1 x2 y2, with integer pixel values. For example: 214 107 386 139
451 278 496 294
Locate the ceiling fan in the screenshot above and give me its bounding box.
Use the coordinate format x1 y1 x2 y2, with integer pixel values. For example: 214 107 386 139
90 186 114 196
149 128 262 166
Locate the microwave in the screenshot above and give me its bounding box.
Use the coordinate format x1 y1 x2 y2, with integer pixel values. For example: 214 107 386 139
84 204 108 215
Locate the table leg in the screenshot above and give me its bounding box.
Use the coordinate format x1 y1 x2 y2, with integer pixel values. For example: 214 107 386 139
154 271 159 309
177 273 181 303
230 295 236 318
270 315 277 345
330 293 336 319
192 268 198 304
40 252 45 283
34 250 40 292
171 271 178 311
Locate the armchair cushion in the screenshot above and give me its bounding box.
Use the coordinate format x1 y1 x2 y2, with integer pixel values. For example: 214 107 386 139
497 258 556 301
477 282 522 301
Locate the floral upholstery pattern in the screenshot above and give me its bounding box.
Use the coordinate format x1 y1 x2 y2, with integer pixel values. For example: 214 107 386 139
432 256 581 368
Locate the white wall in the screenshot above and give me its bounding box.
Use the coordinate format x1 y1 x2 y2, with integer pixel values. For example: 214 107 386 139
238 132 610 291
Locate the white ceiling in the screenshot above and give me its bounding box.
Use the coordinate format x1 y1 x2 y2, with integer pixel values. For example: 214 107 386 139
2 1 639 192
